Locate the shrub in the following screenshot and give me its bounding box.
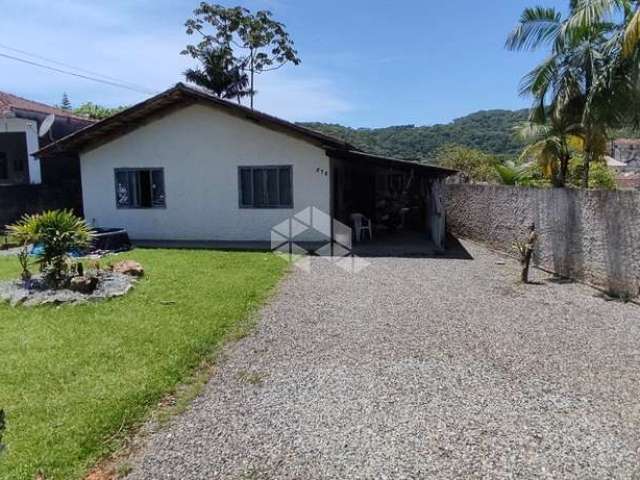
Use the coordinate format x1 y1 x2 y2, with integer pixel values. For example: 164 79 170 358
494 161 536 186
435 144 501 183
7 210 93 288
567 156 617 190
508 152 617 190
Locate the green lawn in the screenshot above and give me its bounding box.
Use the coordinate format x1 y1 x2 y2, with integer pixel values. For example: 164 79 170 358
0 234 16 249
0 248 286 480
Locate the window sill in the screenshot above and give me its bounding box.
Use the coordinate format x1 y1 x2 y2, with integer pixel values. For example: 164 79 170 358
239 205 293 210
116 206 167 210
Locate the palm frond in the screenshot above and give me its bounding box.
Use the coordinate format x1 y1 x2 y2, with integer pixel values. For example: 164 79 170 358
506 7 563 51
568 0 627 29
623 9 640 55
495 161 535 186
514 121 552 142
519 55 558 97
518 141 546 164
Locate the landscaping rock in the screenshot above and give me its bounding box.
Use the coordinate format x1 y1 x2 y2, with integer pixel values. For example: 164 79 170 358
69 276 99 294
0 272 136 307
112 260 144 277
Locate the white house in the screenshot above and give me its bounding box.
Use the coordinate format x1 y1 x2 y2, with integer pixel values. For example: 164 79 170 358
37 84 453 247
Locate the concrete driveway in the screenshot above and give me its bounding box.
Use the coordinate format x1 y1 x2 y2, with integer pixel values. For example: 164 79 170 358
127 240 640 479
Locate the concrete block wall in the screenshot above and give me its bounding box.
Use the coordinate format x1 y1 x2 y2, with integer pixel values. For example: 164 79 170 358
447 184 640 297
0 183 82 230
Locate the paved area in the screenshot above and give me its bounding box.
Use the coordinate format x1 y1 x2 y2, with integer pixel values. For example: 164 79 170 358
127 241 640 479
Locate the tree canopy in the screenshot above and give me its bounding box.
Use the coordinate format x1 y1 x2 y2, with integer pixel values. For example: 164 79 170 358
73 103 127 120
182 3 301 107
183 47 249 100
59 93 72 111
300 109 529 161
506 0 640 187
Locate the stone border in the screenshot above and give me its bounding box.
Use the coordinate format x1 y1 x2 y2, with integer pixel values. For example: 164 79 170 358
0 272 136 307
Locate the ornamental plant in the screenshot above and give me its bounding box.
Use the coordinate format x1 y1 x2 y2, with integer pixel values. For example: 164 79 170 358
7 210 94 288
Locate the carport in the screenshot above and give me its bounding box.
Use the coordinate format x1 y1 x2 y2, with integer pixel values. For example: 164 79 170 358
327 149 456 253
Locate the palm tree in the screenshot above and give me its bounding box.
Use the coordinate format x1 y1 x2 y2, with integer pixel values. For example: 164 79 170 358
568 0 640 56
568 1 640 121
494 161 535 186
184 48 250 101
506 3 621 187
515 107 584 187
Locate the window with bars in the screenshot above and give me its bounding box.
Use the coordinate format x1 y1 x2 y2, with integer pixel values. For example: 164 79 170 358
115 168 166 209
238 166 293 208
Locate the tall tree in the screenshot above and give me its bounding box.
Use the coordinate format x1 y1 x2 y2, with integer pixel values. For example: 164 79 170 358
60 92 72 111
567 0 640 126
183 47 250 101
515 105 584 187
568 0 640 56
182 3 301 109
506 3 631 187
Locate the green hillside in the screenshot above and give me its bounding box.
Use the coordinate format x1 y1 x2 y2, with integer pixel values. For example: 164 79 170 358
300 109 530 161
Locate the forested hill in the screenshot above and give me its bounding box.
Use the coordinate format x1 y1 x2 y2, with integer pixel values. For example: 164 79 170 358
299 109 530 161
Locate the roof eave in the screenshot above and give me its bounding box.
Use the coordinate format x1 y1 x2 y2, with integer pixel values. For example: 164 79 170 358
325 148 457 176
35 83 353 158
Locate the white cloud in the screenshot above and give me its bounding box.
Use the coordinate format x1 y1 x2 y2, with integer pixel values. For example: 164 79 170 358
0 1 351 121
248 69 352 121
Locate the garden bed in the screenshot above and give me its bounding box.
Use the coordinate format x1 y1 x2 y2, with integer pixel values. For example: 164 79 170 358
0 271 135 307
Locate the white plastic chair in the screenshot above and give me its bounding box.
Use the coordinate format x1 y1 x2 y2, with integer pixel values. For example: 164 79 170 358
350 213 373 242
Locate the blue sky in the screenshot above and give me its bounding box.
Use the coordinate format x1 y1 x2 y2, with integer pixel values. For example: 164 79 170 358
0 0 565 127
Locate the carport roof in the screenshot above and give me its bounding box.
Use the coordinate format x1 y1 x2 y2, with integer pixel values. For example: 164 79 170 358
326 149 456 176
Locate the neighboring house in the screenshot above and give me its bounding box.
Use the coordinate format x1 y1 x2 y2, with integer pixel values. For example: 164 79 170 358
606 140 640 189
37 83 453 246
0 91 93 186
605 155 627 171
610 138 640 170
615 170 640 189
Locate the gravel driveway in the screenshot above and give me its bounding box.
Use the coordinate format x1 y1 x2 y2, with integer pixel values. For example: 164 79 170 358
127 240 640 479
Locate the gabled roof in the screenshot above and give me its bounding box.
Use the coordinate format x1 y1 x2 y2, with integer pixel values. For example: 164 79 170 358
36 83 354 158
35 83 455 176
0 90 88 120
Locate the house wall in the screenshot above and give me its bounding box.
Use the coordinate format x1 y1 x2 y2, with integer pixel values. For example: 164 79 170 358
446 184 640 297
0 117 40 184
80 104 331 242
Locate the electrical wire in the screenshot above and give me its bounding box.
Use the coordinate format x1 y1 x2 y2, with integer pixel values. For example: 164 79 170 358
0 42 155 93
0 52 157 95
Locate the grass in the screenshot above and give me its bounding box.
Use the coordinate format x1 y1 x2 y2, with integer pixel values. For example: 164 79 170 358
0 248 287 480
0 233 17 250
